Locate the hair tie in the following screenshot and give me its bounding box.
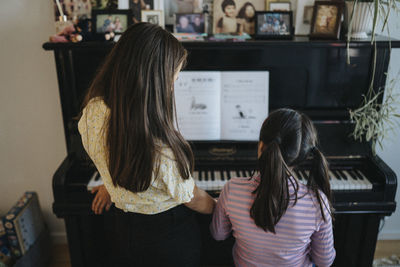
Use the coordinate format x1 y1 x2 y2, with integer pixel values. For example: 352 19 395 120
310 146 317 154
273 136 281 144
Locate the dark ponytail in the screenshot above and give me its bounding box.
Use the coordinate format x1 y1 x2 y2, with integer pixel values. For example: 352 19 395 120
250 109 333 232
250 140 298 233
308 147 333 221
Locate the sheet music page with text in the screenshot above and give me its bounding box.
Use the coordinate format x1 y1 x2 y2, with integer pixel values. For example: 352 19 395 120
220 71 269 140
174 71 221 140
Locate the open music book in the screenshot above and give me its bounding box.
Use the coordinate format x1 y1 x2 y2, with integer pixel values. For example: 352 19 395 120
174 71 269 141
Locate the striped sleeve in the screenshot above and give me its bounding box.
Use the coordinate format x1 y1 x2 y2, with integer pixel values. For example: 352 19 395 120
210 182 232 241
310 193 336 267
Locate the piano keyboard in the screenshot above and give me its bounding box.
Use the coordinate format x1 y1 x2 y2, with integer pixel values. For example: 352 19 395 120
86 168 373 193
192 168 373 192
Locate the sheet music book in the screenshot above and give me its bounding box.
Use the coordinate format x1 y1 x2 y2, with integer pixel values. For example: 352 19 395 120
174 71 269 140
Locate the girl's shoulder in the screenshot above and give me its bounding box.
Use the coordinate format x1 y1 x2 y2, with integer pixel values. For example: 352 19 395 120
85 97 108 111
224 176 257 192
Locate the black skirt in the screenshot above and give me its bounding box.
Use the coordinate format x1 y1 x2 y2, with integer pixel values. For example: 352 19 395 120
112 205 201 267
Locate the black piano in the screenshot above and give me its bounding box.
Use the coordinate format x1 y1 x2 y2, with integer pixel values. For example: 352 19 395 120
44 37 398 267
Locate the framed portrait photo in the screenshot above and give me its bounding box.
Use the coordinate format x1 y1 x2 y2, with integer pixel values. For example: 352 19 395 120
309 1 344 39
174 13 207 34
255 11 293 39
213 0 265 35
269 1 291 11
142 10 165 28
92 9 132 34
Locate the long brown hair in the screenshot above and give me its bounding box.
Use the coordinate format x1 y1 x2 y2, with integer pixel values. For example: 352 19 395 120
81 23 194 192
250 108 332 233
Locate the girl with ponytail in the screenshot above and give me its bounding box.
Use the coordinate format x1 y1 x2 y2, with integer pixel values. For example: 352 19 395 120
211 108 335 267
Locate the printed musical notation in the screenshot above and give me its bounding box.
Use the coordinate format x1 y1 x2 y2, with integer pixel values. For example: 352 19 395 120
174 71 269 141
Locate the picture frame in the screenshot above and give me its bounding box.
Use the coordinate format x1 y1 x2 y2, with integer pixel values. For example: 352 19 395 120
269 1 291 11
294 0 314 35
164 0 204 25
92 9 132 35
128 0 156 22
309 1 344 39
265 0 284 11
174 13 207 34
254 11 293 39
142 10 165 28
213 0 265 34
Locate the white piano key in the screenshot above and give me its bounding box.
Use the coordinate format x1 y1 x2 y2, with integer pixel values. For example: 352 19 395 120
237 170 244 177
207 171 213 190
342 170 362 190
230 171 237 179
198 171 207 190
355 170 373 190
223 170 229 181
193 171 199 180
214 170 223 189
329 170 341 190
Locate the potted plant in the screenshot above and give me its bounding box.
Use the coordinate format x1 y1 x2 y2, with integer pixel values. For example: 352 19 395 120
346 0 400 154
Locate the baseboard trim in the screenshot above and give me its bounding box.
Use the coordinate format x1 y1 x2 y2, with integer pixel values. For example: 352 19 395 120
51 232 67 244
378 231 400 240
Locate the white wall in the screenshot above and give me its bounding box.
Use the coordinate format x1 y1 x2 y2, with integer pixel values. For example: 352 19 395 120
377 12 400 240
0 0 67 242
0 0 398 244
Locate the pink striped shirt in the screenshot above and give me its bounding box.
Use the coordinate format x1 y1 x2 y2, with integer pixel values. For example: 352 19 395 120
210 176 335 267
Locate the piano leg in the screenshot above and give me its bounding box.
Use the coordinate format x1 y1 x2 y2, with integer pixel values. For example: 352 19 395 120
333 213 381 267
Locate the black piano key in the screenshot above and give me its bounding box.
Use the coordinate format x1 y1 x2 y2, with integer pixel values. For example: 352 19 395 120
338 170 348 180
348 170 358 180
295 170 303 180
299 170 307 180
198 171 202 181
352 169 363 180
221 170 225 181
355 169 366 181
210 170 215 181
333 170 342 180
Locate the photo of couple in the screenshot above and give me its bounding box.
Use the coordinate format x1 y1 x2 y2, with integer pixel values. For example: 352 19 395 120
97 14 127 33
213 0 265 34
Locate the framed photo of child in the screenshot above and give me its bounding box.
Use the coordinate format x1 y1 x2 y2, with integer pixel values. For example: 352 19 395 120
213 0 265 35
142 10 165 28
174 13 206 33
309 1 343 39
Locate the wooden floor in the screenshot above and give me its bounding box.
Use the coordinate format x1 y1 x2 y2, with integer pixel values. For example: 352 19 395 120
50 240 400 267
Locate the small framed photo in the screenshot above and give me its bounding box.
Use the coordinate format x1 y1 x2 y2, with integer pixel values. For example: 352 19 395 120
310 1 344 39
294 0 315 35
174 13 206 34
269 2 291 11
255 11 293 39
142 10 165 28
92 9 132 34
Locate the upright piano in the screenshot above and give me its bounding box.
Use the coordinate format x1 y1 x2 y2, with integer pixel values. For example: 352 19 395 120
44 37 398 267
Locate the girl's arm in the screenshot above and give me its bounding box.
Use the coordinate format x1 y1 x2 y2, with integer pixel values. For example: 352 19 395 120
310 200 336 266
209 183 232 240
184 185 216 214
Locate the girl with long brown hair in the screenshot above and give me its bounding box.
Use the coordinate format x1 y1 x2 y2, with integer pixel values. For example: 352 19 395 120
211 108 335 267
78 22 215 266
